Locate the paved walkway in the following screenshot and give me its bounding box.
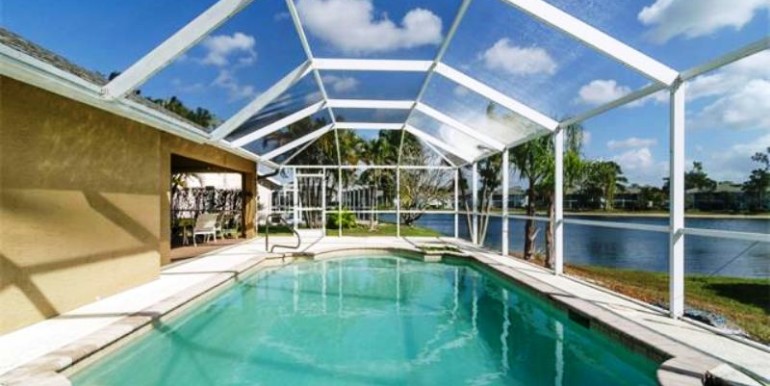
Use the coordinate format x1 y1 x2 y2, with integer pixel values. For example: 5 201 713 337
0 236 767 383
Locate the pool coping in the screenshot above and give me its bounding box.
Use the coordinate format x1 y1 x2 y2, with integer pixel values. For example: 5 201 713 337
0 244 739 386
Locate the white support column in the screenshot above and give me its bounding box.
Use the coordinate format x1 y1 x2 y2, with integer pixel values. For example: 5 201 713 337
293 168 299 231
554 129 564 275
396 166 401 238
502 150 510 256
338 167 343 237
669 80 686 319
322 167 327 236
454 168 460 239
472 162 479 245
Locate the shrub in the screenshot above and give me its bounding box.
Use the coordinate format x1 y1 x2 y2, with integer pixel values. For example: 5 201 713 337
327 210 357 229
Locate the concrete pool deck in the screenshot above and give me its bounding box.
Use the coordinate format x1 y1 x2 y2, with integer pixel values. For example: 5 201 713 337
0 236 767 385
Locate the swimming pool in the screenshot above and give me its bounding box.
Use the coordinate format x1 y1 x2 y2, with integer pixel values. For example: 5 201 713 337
71 255 659 385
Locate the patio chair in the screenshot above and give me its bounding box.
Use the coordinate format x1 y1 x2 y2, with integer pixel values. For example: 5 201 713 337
192 213 218 246
216 212 237 239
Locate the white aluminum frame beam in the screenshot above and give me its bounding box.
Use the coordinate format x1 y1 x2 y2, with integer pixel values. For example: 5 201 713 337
103 0 253 99
284 0 340 168
420 140 458 167
279 134 323 166
230 101 325 147
405 125 474 163
553 128 564 274
395 0 474 167
415 102 505 151
313 58 432 72
263 124 334 160
326 99 414 110
435 63 558 131
669 81 686 319
501 0 678 85
680 37 770 81
502 149 509 256
561 82 667 127
334 122 403 130
211 61 312 141
471 162 479 244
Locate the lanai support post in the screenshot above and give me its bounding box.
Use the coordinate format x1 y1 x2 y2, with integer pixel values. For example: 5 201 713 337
472 162 478 245
502 150 509 256
554 128 564 275
454 168 459 239
338 167 343 237
322 167 327 237
396 166 401 238
293 167 299 231
669 80 686 318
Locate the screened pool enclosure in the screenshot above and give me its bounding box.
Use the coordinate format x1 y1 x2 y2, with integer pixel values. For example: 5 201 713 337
2 0 768 322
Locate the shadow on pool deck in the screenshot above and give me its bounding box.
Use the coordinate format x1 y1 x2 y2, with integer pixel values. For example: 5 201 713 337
170 238 244 262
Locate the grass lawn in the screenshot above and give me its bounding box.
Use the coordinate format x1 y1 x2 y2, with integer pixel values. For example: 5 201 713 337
565 264 770 344
257 225 295 236
260 223 441 237
325 223 441 237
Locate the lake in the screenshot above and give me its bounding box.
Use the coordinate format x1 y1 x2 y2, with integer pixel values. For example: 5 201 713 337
394 214 768 279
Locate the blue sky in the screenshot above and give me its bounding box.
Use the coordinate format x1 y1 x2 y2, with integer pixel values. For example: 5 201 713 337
3 0 768 185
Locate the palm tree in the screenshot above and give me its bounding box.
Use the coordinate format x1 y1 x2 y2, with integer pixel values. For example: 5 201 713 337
537 124 586 268
509 135 552 261
586 161 627 210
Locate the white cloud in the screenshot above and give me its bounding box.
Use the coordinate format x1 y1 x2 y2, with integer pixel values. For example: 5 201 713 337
201 32 257 67
296 0 442 54
607 137 658 150
322 75 359 93
212 70 257 101
692 79 770 130
582 131 592 146
707 133 770 181
481 38 557 76
688 52 770 131
611 146 668 185
614 147 654 170
274 12 291 21
453 85 470 97
171 78 205 94
638 0 769 43
621 88 669 108
576 79 631 105
304 90 324 104
687 51 770 100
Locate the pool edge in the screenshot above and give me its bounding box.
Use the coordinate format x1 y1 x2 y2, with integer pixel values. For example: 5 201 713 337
0 246 731 386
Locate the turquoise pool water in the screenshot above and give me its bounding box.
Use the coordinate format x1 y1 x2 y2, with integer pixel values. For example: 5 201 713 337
72 256 659 385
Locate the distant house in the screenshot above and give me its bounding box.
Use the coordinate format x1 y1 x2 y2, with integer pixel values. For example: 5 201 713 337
258 177 284 224
686 182 747 211
614 186 643 210
491 186 527 208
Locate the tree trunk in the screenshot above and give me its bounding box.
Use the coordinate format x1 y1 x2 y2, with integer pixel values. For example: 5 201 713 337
523 184 537 261
545 192 555 269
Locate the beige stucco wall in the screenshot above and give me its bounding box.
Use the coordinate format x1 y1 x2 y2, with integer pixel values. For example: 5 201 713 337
0 76 256 334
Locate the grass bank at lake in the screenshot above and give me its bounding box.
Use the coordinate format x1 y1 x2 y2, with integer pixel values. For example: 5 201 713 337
326 223 441 237
258 224 441 237
257 225 295 236
566 265 770 344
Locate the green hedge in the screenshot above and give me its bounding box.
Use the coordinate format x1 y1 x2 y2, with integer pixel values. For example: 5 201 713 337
327 210 357 229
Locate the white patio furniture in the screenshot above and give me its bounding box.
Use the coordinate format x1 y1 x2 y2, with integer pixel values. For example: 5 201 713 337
192 213 219 247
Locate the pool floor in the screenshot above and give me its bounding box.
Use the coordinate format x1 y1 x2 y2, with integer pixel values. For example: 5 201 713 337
72 256 658 385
